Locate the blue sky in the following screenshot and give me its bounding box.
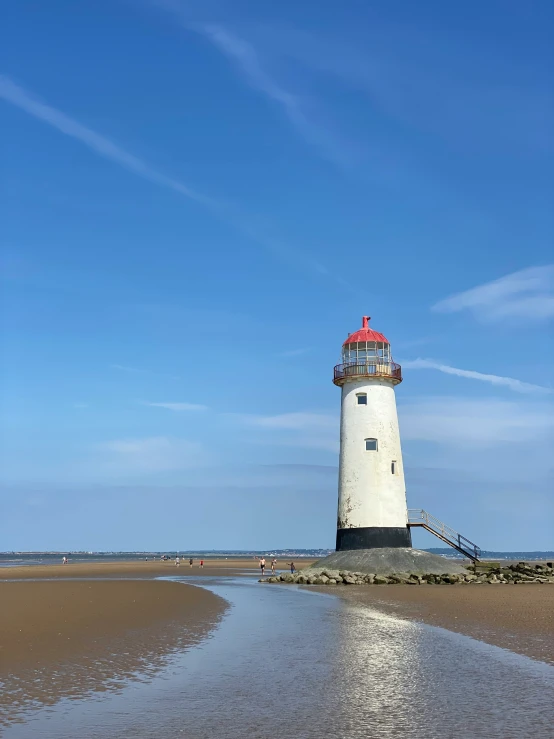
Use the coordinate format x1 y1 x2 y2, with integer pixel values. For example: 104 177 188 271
1 0 553 551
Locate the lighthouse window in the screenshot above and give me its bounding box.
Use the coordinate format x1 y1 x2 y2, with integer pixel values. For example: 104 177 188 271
357 394 367 405
391 461 397 474
365 438 378 451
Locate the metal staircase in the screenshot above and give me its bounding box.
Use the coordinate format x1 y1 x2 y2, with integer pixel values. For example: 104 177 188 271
408 509 481 562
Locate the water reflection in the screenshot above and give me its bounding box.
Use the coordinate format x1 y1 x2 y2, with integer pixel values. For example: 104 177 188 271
4 577 554 739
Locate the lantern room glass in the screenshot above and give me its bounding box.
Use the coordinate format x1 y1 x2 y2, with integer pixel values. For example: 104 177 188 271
342 341 391 364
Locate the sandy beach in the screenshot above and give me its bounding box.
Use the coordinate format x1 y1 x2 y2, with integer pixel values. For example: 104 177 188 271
0 576 226 726
331 583 554 665
0 557 316 580
2 558 553 730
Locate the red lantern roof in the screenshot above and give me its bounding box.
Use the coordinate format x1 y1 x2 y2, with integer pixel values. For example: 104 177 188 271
343 316 389 345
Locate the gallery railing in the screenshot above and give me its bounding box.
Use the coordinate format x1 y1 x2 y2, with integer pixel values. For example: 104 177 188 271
333 361 402 385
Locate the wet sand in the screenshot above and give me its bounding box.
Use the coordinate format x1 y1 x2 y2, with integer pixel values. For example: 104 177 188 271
0 558 316 580
0 579 226 725
2 560 552 730
332 583 554 665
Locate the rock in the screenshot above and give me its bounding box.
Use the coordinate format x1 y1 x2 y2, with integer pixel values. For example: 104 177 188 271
327 579 337 584
364 575 375 584
446 575 460 584
465 574 478 582
389 574 412 584
319 575 329 584
321 570 341 580
313 577 325 585
307 577 317 585
374 575 389 585
343 575 357 585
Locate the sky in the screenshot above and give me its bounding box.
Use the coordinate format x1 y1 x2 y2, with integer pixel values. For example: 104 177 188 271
1 0 553 552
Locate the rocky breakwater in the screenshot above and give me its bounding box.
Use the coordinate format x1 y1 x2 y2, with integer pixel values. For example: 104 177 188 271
259 561 554 586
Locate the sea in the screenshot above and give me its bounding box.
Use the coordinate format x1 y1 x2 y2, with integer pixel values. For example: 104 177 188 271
1 548 553 567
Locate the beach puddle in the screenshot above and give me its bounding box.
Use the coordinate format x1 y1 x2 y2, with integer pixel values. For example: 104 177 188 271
3 576 554 739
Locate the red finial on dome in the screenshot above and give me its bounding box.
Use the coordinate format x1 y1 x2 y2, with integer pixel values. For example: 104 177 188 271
343 316 389 345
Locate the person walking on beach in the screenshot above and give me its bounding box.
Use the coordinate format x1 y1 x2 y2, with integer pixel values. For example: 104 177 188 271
62 556 68 565
189 558 193 567
175 556 180 566
260 557 266 576
289 561 295 574
200 560 204 568
271 558 277 575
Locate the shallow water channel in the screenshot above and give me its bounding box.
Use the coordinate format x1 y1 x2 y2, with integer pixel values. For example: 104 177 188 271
6 576 554 739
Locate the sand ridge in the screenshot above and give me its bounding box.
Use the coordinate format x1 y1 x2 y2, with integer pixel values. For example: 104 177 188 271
0 578 226 726
330 583 554 665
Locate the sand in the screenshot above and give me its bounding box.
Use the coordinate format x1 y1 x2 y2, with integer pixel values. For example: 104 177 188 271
333 583 554 665
0 578 226 726
2 558 552 727
0 557 317 580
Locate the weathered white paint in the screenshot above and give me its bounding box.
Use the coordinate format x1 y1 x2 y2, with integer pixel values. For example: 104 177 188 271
337 377 408 529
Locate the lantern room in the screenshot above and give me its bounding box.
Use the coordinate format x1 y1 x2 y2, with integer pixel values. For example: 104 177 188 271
334 316 402 386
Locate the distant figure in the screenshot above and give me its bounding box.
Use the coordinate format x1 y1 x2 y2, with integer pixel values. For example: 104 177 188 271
189 558 193 567
271 558 277 575
175 556 180 566
62 556 68 565
289 561 295 574
200 560 204 568
260 557 266 576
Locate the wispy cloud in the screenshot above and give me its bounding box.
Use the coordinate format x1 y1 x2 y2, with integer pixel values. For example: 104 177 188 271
194 24 351 167
399 397 554 447
142 401 208 411
146 4 355 168
101 436 203 472
244 411 336 431
0 74 339 284
237 411 338 452
403 358 552 395
0 75 215 208
432 265 554 322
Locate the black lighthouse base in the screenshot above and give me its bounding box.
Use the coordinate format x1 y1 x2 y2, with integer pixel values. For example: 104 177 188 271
336 526 412 551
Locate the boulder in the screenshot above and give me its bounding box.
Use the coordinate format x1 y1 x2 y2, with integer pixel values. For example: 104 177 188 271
374 575 389 585
321 570 341 580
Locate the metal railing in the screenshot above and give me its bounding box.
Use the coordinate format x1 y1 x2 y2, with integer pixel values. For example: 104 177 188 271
408 508 481 561
333 361 402 385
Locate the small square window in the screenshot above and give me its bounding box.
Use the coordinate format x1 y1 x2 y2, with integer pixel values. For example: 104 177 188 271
357 394 367 405
365 438 378 451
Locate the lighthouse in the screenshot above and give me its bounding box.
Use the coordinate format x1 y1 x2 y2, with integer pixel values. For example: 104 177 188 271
333 316 411 551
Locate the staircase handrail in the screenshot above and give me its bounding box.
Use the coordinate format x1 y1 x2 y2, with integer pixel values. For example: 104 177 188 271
408 508 481 559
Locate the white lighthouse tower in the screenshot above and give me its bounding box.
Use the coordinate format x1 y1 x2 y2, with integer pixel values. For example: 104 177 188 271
333 316 411 551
